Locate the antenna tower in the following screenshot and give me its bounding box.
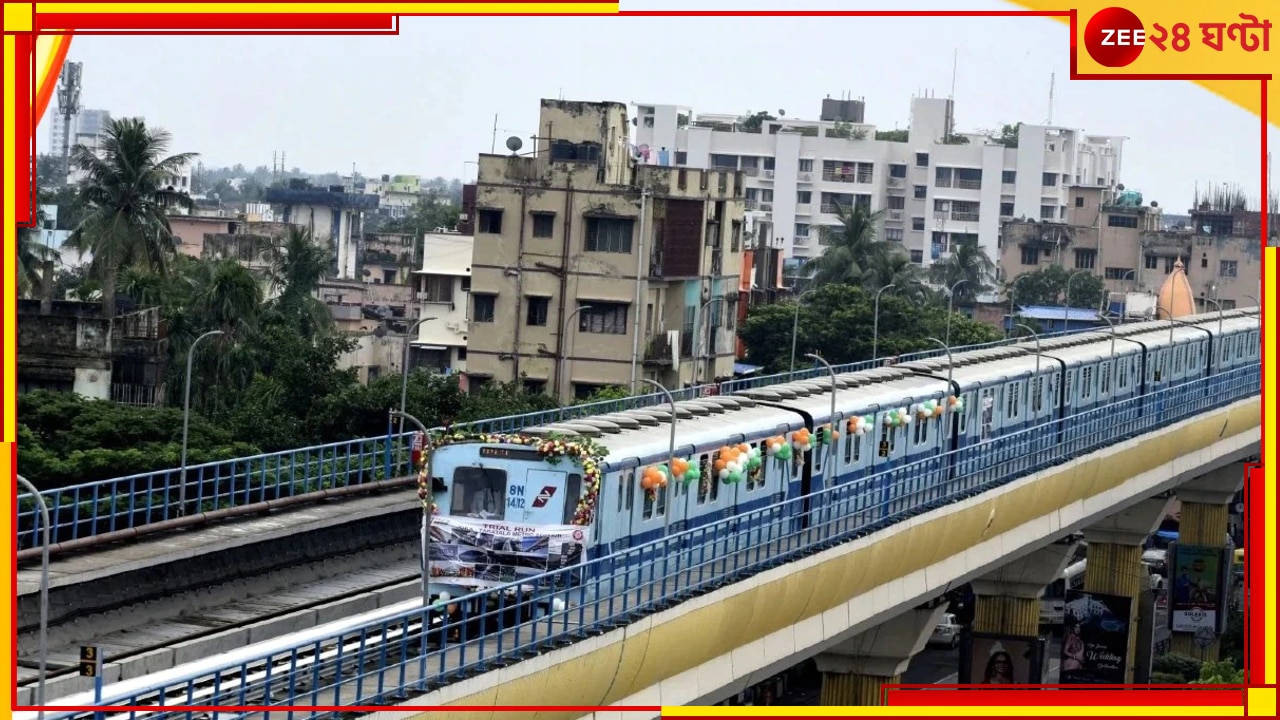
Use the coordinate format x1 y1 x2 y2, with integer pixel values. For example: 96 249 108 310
55 61 83 186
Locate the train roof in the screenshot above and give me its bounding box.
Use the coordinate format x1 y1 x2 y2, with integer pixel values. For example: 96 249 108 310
750 374 952 424
524 401 805 468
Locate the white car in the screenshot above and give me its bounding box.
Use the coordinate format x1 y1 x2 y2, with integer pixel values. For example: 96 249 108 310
929 613 961 649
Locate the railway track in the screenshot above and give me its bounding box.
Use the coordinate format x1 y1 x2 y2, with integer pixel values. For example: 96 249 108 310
16 540 426 706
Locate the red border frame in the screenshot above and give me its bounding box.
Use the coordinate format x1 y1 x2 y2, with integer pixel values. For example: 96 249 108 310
7 4 1270 714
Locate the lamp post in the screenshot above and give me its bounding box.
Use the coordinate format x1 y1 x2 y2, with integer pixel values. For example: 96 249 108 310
789 287 818 374
642 379 677 538
944 280 966 349
805 353 839 469
398 315 438 449
560 305 594 403
872 284 896 362
1204 297 1224 339
1096 313 1117 363
179 329 224 517
1013 323 1042 377
1063 271 1084 335
1006 274 1030 337
924 337 954 452
697 297 725 384
1156 304 1195 381
1243 294 1259 313
16 475 49 720
390 409 434 609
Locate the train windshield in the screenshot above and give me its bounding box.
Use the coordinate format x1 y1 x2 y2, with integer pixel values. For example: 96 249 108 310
445 461 583 525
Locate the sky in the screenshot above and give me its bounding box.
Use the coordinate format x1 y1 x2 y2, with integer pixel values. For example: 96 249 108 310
41 0 1277 212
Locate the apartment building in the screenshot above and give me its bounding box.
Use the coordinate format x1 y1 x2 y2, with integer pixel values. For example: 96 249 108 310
412 232 473 376
999 186 1261 311
466 99 746 402
631 96 1125 274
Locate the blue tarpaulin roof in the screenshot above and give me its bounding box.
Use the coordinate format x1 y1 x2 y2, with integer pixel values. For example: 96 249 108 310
1011 306 1102 322
734 363 763 375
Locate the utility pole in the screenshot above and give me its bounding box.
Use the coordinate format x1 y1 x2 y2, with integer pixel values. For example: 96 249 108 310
55 62 83 186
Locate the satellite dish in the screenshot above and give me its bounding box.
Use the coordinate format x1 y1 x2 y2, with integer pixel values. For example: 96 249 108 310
778 109 786 116
505 136 523 153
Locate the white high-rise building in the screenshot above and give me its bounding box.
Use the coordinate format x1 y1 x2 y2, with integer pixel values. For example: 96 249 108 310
631 97 1125 276
47 108 111 158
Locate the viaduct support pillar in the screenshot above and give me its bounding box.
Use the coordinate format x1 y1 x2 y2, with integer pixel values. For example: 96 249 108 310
1169 465 1243 661
1083 496 1174 683
816 604 947 706
970 541 1081 638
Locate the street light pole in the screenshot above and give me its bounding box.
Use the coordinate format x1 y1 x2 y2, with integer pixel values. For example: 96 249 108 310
1243 294 1259 313
390 409 434 609
697 297 724 384
790 287 818 374
16 475 49 720
642 379 677 538
1063 271 1084 335
872 284 896 362
1006 274 1030 337
924 337 954 394
398 315 439 448
805 353 838 469
561 305 594 403
944 280 966 348
1013 323 1042 377
1096 313 1117 363
179 329 224 517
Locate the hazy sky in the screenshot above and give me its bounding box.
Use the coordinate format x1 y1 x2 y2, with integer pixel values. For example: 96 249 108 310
43 0 1277 212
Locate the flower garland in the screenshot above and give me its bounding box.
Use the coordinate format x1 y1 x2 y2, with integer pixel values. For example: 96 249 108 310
425 430 608 526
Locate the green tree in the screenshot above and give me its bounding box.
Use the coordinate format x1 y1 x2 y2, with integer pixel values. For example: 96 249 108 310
1192 659 1244 684
875 129 909 142
65 117 198 316
737 111 776 134
739 283 1003 373
864 251 930 300
930 237 996 305
381 197 461 241
996 123 1021 148
264 226 333 338
1005 265 1107 310
802 205 891 289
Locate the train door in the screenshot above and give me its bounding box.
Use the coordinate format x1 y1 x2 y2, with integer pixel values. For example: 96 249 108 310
872 408 910 522
519 470 572 525
838 413 877 532
900 395 945 510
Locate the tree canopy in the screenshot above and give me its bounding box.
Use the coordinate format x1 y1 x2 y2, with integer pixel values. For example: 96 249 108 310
1005 265 1108 311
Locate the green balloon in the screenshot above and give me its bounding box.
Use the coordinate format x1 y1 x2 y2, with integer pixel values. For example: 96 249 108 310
748 456 762 471
777 444 793 460
728 470 743 483
685 466 701 482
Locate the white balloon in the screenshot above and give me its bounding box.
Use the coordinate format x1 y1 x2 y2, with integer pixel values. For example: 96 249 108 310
718 468 729 480
551 597 566 613
438 591 451 603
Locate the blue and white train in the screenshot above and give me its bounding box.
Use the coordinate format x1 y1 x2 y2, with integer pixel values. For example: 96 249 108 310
426 308 1259 617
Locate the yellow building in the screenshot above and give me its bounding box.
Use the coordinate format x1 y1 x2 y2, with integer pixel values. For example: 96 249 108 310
999 185 1260 311
466 99 747 402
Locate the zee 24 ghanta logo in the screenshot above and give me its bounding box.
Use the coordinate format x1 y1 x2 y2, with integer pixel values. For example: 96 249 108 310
1084 6 1272 67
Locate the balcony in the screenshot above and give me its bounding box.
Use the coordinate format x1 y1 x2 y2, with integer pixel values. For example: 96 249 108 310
798 172 813 183
956 179 982 190
796 203 812 215
741 167 760 177
644 334 675 365
760 203 773 212
887 210 904 220
822 170 874 184
762 170 775 179
951 211 980 222
745 199 759 210
887 177 904 187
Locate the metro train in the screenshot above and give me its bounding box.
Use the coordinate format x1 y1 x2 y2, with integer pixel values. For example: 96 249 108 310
426 307 1260 616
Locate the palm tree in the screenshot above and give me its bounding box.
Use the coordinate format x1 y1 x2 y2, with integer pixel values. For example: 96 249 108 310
929 236 995 305
16 205 59 298
865 249 929 300
64 117 197 317
264 226 333 338
801 205 891 289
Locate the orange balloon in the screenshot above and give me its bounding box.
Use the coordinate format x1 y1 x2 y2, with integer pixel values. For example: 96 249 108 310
714 459 727 472
641 475 656 490
738 443 750 453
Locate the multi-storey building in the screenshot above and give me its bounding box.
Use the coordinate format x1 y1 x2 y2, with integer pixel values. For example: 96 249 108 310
631 97 1125 275
999 186 1261 312
466 99 746 402
411 232 473 377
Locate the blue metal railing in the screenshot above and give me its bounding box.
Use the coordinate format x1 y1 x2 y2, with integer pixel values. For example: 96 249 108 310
28 365 1259 718
9 324 1134 551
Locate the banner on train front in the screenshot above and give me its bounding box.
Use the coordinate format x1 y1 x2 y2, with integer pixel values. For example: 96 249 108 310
428 516 586 589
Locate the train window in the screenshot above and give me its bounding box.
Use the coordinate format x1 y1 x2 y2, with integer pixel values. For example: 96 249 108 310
844 428 853 464
565 474 582 524
958 395 971 434
450 467 507 518
642 485 654 519
913 413 928 445
1080 367 1094 400
1031 377 1044 413
1064 371 1074 400
656 484 667 517
1006 382 1021 419
701 452 718 504
618 471 629 513
1100 362 1111 395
